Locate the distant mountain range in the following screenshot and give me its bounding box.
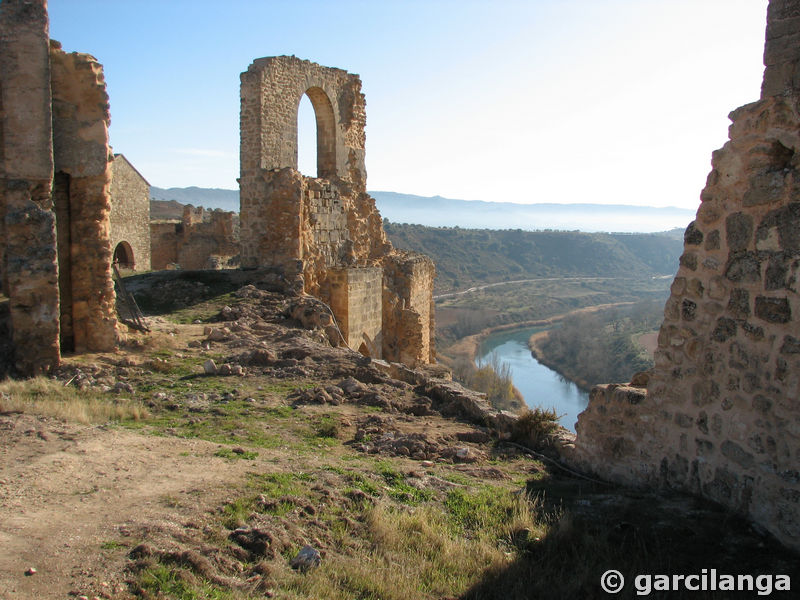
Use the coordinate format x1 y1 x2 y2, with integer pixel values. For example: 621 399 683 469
150 187 696 233
151 186 239 213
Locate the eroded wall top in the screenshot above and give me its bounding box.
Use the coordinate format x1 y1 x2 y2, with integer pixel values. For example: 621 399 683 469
763 0 800 97
240 56 367 186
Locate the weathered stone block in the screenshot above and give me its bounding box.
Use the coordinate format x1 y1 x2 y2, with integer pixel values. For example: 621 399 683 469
780 334 800 353
705 229 721 251
728 288 751 318
711 317 737 342
725 252 761 283
726 212 754 251
721 440 755 469
679 252 698 271
754 296 791 322
684 221 703 246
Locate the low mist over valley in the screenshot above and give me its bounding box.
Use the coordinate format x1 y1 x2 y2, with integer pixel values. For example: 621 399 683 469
151 186 695 234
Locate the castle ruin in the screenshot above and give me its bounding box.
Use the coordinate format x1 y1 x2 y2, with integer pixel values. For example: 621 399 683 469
0 0 117 374
150 204 239 271
569 0 800 551
239 56 435 365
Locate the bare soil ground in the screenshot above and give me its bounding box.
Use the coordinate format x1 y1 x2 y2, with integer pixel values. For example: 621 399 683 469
0 414 252 599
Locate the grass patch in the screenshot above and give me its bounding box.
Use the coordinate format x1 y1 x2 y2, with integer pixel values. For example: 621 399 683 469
137 563 238 600
444 487 526 534
0 377 149 424
313 414 339 439
283 491 542 600
220 472 317 529
248 472 314 498
376 461 433 506
345 471 380 497
214 447 259 461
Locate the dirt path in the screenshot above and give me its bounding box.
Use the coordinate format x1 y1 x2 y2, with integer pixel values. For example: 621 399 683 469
0 413 257 599
433 276 628 300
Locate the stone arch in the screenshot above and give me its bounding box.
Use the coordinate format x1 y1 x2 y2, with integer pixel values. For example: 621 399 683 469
113 241 134 269
239 56 366 182
299 87 337 179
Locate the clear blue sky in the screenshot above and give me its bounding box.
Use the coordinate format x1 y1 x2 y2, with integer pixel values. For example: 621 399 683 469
49 0 768 209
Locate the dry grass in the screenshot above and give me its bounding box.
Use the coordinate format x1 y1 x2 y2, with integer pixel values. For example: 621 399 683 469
0 377 149 424
512 406 562 449
279 492 548 600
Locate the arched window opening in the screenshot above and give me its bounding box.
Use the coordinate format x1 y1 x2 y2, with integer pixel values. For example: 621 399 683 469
297 94 317 177
296 87 336 179
113 241 135 270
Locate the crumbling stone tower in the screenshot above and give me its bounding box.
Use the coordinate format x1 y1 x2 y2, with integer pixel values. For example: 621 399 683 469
239 56 435 365
0 0 117 374
569 0 800 551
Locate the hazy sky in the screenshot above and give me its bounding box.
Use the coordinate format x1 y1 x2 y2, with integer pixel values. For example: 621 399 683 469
49 0 768 209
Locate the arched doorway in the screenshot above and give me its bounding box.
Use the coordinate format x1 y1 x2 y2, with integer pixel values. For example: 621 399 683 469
113 241 135 269
296 86 336 178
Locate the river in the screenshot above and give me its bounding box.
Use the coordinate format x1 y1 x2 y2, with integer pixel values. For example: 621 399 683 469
477 326 589 432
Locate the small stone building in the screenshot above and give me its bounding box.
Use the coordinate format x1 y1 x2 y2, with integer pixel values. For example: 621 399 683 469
110 154 151 271
568 0 800 552
0 0 117 373
239 56 435 365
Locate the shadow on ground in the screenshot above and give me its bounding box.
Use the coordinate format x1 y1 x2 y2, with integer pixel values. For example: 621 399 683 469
462 470 799 599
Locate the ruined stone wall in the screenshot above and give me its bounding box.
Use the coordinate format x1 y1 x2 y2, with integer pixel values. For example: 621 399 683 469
762 0 800 98
149 221 179 270
382 252 436 366
50 42 117 353
239 56 387 283
110 154 151 271
327 267 383 357
238 55 433 365
150 206 239 271
0 67 5 295
0 0 118 371
0 0 60 373
240 55 366 185
570 0 800 551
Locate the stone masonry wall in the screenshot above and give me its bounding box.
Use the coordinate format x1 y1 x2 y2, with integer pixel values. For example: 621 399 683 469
569 0 800 551
50 42 117 353
382 252 436 366
149 221 179 270
177 206 238 270
0 1 118 372
762 0 800 98
0 63 5 295
150 206 239 271
0 0 60 373
239 56 434 365
110 154 151 271
327 267 383 357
